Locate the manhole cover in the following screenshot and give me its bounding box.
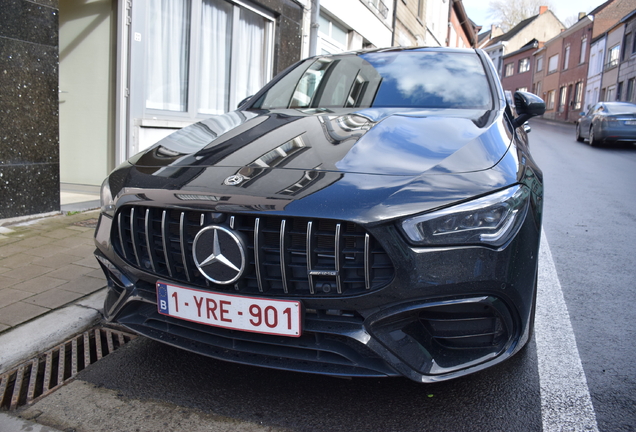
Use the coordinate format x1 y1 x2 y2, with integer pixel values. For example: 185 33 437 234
73 218 99 229
0 327 136 410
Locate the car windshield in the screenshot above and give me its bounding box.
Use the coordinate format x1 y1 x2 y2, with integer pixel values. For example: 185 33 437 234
604 103 636 114
252 50 493 110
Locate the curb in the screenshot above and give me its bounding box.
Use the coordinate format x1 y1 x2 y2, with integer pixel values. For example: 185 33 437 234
0 412 64 432
0 289 107 375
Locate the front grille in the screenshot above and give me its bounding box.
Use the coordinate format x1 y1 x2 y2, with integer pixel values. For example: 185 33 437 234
111 206 394 297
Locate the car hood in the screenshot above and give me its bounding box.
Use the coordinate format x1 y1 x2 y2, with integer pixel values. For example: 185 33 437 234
112 108 520 224
131 108 511 176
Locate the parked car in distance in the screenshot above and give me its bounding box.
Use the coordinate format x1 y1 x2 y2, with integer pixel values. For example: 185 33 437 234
576 102 636 146
95 47 545 383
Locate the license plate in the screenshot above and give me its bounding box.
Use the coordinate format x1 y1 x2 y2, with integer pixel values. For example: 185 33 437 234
157 282 302 337
625 120 636 125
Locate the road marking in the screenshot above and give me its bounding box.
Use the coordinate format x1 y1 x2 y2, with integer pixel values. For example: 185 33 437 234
536 232 599 431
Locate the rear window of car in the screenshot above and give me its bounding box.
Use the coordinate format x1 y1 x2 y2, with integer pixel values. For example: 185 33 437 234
605 103 636 114
253 50 493 110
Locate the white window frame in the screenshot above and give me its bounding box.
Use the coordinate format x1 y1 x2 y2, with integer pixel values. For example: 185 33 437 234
518 58 529 73
536 56 543 72
548 54 559 73
505 62 514 77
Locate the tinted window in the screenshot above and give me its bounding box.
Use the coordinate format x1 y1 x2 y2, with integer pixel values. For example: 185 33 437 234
604 103 636 114
254 51 493 110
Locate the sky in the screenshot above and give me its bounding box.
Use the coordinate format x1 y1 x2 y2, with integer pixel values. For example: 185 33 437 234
462 0 608 31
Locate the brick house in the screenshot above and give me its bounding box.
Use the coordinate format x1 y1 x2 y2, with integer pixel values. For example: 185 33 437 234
555 16 593 122
501 39 541 94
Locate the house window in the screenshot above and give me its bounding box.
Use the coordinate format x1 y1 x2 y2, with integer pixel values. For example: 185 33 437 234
558 86 567 112
606 45 620 69
546 90 555 109
505 62 514 77
518 58 530 73
606 85 616 101
574 82 583 110
580 37 587 64
627 78 635 102
548 54 559 73
563 45 570 70
617 81 624 101
318 13 349 54
536 56 543 72
632 33 636 54
144 0 274 116
417 0 424 20
535 81 541 97
517 87 528 92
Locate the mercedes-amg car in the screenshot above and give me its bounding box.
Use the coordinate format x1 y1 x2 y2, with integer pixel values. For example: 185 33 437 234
95 47 545 383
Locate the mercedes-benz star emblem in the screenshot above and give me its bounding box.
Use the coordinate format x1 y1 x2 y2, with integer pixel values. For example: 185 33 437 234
224 174 244 186
193 226 246 284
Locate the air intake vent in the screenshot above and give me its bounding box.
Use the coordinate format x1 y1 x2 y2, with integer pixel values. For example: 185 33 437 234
112 206 394 297
419 303 507 349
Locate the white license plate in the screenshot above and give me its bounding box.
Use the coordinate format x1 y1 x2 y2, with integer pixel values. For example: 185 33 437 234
157 282 302 337
625 120 636 125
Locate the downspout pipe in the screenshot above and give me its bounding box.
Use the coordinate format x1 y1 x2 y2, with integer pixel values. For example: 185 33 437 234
308 0 321 57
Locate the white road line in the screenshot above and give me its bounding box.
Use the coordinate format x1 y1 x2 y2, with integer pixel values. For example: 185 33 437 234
536 232 599 432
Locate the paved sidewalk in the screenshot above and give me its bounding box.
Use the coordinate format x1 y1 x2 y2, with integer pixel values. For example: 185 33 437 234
0 210 105 340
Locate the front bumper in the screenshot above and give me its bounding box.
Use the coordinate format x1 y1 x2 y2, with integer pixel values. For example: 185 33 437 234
94 204 540 383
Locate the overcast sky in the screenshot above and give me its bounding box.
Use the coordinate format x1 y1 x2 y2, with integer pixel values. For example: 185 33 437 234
462 0 608 31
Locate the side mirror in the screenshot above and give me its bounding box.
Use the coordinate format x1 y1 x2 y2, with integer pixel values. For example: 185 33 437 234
512 91 545 128
523 122 531 133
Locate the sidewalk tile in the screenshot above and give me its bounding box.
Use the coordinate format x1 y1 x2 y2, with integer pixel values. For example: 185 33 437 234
0 302 49 326
45 264 92 281
22 289 84 309
51 236 94 248
42 228 82 239
0 276 17 289
0 253 40 269
0 288 34 308
15 236 56 248
0 243 29 258
0 323 8 332
77 230 96 239
67 226 92 232
2 265 52 281
23 244 70 258
85 269 104 279
0 266 9 274
58 276 106 295
65 244 96 258
11 276 68 294
73 256 100 269
33 253 84 269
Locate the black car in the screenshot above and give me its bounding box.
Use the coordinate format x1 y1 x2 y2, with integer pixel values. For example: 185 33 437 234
95 47 545 383
576 101 636 146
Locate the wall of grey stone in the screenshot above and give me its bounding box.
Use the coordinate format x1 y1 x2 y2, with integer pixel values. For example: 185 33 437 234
0 0 60 219
257 0 304 74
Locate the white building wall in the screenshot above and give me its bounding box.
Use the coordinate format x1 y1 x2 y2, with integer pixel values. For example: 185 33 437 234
585 37 606 109
425 0 450 46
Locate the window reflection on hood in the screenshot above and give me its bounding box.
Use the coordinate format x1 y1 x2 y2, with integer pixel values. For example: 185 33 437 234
253 50 493 111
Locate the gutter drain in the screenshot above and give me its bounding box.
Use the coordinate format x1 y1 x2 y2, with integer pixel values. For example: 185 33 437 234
0 327 136 411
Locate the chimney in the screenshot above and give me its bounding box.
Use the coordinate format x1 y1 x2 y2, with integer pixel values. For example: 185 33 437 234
539 6 548 15
578 12 587 20
491 24 496 33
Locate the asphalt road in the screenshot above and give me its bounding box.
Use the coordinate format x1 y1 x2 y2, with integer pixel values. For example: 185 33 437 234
18 119 636 432
528 118 636 432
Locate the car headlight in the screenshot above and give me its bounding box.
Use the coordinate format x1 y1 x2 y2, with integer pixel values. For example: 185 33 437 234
100 178 116 218
401 185 529 248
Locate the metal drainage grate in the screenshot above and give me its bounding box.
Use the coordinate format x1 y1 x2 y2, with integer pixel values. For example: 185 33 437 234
0 327 135 411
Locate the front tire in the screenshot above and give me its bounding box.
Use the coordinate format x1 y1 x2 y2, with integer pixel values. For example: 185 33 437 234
576 124 584 142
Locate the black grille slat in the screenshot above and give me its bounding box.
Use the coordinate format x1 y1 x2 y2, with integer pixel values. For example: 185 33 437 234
112 206 394 297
